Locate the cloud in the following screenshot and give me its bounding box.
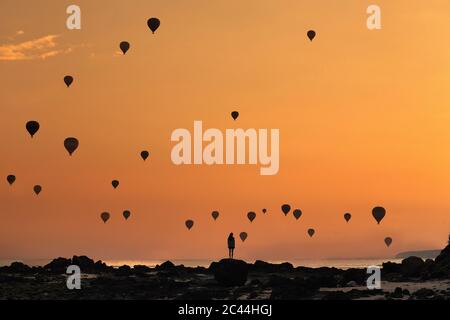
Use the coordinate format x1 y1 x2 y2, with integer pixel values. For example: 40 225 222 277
0 35 71 61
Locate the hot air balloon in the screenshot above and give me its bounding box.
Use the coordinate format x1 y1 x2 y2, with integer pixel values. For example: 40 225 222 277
372 207 386 224
344 213 352 223
120 41 130 55
26 121 40 138
123 210 131 220
281 204 291 216
384 237 393 247
307 228 315 237
231 111 239 120
239 232 248 242
140 150 149 161
147 18 160 34
262 208 267 214
64 75 74 87
307 30 316 41
185 219 194 230
293 209 302 220
247 211 256 222
7 175 16 186
112 180 120 189
64 137 79 156
33 185 42 195
101 212 110 223
211 211 219 221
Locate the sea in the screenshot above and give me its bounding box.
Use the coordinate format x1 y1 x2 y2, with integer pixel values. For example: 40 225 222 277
0 258 404 270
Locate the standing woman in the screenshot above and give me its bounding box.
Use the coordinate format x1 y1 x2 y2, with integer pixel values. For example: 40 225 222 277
228 233 235 259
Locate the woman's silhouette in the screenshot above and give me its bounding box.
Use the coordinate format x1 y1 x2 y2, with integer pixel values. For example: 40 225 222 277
228 233 235 259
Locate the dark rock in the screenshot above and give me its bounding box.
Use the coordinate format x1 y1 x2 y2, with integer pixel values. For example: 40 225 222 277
435 244 450 266
266 275 292 287
382 261 401 274
93 260 111 273
391 287 403 298
116 265 132 275
72 255 95 272
155 261 175 271
44 257 72 273
401 256 425 277
7 262 31 273
133 265 151 273
322 291 351 300
413 288 435 299
250 279 262 286
269 277 320 299
193 266 208 274
341 268 367 285
251 260 293 273
402 289 410 295
213 259 248 286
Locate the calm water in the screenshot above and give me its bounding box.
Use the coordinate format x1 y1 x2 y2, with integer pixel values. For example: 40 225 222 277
0 258 403 270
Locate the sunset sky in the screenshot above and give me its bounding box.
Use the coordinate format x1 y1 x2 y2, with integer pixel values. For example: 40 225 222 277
1 0 450 263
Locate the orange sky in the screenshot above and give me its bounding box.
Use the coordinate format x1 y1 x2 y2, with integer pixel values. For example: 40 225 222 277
1 0 450 262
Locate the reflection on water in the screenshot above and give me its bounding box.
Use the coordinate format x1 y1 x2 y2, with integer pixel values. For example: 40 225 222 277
0 258 403 270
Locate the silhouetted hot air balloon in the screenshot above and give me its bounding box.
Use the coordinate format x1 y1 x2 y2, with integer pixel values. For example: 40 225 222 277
344 213 352 223
231 111 239 120
384 237 393 247
112 180 120 189
33 185 42 195
7 175 16 186
26 121 40 138
185 219 194 230
123 210 131 220
239 232 248 242
293 209 302 220
101 212 110 223
307 228 315 237
120 41 130 54
64 137 79 156
211 211 219 221
64 75 73 87
372 207 386 224
281 204 291 216
247 211 256 222
140 151 149 161
262 208 267 214
307 30 316 41
147 18 160 34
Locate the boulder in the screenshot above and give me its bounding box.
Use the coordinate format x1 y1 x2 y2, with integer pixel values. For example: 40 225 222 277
93 260 111 273
133 265 151 273
44 257 72 273
213 259 248 286
155 261 175 271
251 260 293 273
435 244 450 267
341 268 367 285
72 255 95 272
382 261 401 274
116 265 132 275
413 288 435 299
401 256 425 277
8 262 31 273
